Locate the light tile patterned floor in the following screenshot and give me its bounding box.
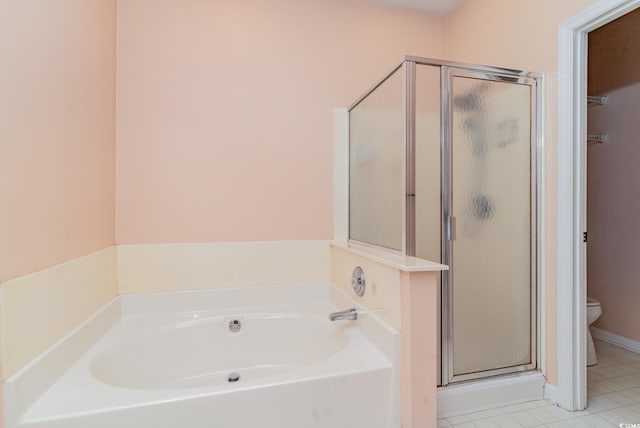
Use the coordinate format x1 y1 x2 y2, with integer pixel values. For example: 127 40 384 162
438 340 640 427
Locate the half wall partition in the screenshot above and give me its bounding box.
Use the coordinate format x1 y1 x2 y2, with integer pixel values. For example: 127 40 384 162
348 56 541 386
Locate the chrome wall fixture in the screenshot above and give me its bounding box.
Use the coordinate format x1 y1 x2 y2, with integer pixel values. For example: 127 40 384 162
328 307 358 321
351 266 366 297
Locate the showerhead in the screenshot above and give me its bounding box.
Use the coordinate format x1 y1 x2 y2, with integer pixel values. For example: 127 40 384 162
453 92 480 112
452 82 489 112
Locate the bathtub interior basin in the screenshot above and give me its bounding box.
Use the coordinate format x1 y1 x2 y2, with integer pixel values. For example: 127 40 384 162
90 313 351 389
11 283 400 428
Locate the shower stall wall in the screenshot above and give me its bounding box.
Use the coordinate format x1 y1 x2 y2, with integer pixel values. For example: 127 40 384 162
348 56 541 386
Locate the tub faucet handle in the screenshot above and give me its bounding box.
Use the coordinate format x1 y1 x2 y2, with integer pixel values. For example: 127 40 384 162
328 308 358 321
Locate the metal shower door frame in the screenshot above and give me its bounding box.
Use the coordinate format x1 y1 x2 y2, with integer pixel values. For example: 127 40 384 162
439 65 541 386
347 56 542 387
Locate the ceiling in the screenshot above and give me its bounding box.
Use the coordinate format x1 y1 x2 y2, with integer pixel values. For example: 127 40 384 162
369 0 463 15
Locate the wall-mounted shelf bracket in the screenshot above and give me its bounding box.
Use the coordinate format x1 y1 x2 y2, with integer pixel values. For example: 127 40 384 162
587 95 608 105
587 133 608 144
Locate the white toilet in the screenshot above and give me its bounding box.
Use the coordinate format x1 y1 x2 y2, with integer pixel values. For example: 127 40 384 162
587 297 602 366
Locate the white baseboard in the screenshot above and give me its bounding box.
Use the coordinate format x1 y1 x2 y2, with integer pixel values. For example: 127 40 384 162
437 371 545 418
591 327 640 354
543 382 559 405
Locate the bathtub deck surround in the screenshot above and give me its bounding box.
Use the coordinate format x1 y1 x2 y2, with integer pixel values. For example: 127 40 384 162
5 283 400 428
3 241 447 427
116 241 332 294
331 242 447 428
0 248 118 379
3 300 121 428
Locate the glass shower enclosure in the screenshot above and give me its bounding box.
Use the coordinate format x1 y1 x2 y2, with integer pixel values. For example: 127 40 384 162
348 56 541 385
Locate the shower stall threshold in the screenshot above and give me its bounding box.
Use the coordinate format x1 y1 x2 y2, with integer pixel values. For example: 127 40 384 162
437 371 545 418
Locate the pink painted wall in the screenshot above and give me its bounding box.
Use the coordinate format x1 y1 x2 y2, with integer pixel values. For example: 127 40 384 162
446 0 597 72
115 0 446 244
445 0 599 386
0 0 117 283
587 9 640 342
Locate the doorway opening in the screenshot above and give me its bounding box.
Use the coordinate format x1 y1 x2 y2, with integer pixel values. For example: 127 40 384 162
585 6 640 409
557 0 640 412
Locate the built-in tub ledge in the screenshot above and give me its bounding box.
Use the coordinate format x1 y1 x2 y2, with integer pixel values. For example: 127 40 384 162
331 241 446 428
330 242 448 272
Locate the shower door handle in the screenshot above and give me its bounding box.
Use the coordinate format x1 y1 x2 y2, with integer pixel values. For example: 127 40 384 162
447 216 457 241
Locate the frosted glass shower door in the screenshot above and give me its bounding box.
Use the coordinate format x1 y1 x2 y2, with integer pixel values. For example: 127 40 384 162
445 70 536 381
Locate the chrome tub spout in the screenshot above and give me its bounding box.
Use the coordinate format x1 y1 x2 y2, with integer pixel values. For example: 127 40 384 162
328 308 358 321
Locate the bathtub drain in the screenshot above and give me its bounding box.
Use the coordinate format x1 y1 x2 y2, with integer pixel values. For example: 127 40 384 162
228 319 242 333
228 372 240 383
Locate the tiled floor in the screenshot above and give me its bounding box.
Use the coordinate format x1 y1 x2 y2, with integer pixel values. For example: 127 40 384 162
438 340 640 427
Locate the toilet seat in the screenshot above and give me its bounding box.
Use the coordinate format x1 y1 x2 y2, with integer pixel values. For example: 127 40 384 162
586 297 602 366
587 297 600 307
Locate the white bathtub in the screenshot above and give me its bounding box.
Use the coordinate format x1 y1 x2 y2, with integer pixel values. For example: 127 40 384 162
8 284 399 428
